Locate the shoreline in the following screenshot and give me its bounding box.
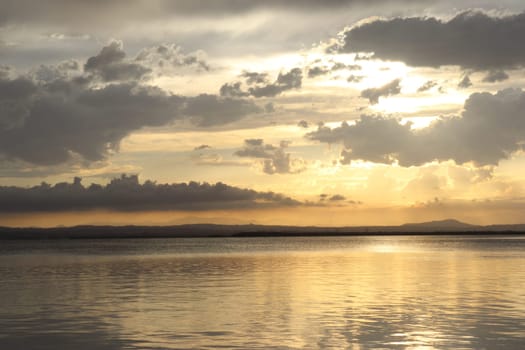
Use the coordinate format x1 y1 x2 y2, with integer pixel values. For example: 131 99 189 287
1 223 525 240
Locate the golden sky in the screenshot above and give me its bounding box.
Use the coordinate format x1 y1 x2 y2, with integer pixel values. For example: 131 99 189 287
1 0 525 226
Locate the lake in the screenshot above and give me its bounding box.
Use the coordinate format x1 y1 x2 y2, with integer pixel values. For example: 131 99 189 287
1 235 525 349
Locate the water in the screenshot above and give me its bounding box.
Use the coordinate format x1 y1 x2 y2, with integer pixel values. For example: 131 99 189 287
1 235 525 349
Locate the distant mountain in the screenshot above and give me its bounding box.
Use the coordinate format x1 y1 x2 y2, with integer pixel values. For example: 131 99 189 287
0 219 524 239
401 219 479 231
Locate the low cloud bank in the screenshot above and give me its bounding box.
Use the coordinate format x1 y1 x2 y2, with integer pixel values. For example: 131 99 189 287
0 175 301 213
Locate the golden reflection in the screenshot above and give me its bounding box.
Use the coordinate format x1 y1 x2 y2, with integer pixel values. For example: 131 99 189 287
3 237 525 348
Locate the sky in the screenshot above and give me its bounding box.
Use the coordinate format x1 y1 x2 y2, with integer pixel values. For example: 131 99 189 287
2 0 525 227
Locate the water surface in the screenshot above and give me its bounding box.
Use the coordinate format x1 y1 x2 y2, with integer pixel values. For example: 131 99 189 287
1 235 525 349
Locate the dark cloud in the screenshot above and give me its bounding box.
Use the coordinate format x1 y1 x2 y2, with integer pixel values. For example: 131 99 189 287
184 94 261 127
0 81 183 165
482 70 509 83
220 68 302 98
307 66 330 78
335 11 525 70
0 0 428 26
417 80 437 92
248 68 302 98
308 62 361 78
329 194 346 201
235 139 305 174
264 102 275 113
241 71 269 85
194 144 211 150
0 174 301 213
297 120 309 128
0 44 261 165
0 77 39 130
83 41 210 83
219 82 248 97
347 74 363 83
135 44 210 71
0 65 13 79
307 88 525 167
277 68 302 88
360 79 401 104
84 41 151 82
0 77 37 100
458 75 472 89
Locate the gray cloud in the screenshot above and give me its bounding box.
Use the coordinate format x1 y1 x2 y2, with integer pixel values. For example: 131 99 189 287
194 144 211 150
135 43 210 71
0 0 429 26
347 74 363 83
220 67 302 98
307 88 525 167
241 71 269 85
84 41 151 82
360 79 401 104
417 80 438 92
482 70 509 83
0 44 261 165
0 81 183 165
329 194 346 201
184 94 261 127
219 82 248 98
264 102 275 113
335 11 525 70
235 139 305 174
307 62 361 78
0 65 13 79
248 68 303 98
83 41 210 83
307 66 330 78
458 75 472 89
297 120 309 128
0 174 300 213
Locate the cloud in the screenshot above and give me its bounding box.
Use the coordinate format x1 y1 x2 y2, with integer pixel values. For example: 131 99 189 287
84 41 151 82
220 68 302 98
347 74 363 83
135 43 210 72
297 120 309 128
307 62 361 78
0 65 13 79
360 79 401 104
264 102 275 113
335 11 525 70
83 41 210 83
417 80 437 92
235 139 306 174
249 68 302 97
0 81 183 165
184 94 262 127
194 144 211 150
458 75 472 89
307 66 330 78
0 43 261 165
329 194 346 201
0 175 301 213
219 82 248 97
241 71 269 85
0 1 428 26
482 70 509 83
307 88 525 167
191 152 248 167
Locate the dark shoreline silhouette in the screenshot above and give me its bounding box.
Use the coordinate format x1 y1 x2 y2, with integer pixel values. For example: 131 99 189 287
1 219 524 240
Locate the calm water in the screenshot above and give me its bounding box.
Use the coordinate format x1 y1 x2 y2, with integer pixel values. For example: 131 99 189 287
1 235 525 349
